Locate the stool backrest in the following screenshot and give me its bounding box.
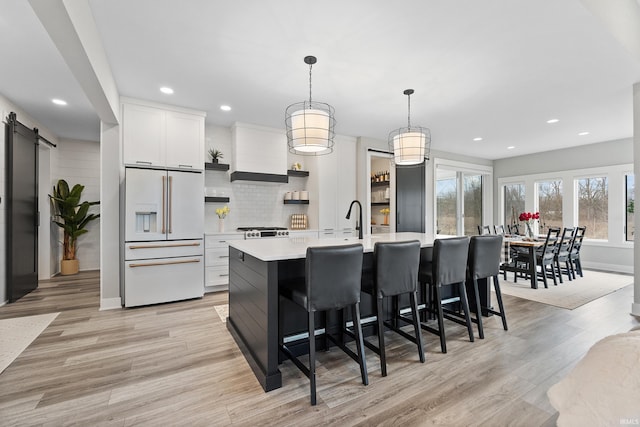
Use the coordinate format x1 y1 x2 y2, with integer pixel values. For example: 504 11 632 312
374 240 421 298
468 235 503 279
306 244 363 312
433 237 470 286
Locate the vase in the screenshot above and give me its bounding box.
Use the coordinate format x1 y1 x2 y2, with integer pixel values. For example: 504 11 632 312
525 222 534 240
218 219 225 233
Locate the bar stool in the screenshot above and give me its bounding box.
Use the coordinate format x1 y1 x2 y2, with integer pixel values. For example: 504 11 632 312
419 236 473 353
359 240 424 377
467 235 508 339
279 244 368 406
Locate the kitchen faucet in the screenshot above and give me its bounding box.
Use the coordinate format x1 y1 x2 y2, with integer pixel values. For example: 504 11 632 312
346 200 363 239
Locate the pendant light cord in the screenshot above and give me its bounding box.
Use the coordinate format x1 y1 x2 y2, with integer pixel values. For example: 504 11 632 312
407 92 411 130
308 63 313 104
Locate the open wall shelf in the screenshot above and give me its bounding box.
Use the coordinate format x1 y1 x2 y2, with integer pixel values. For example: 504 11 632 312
287 170 309 177
284 200 309 205
205 196 230 203
205 162 230 171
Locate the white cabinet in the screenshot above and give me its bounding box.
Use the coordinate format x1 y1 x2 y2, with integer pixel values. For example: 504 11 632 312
204 233 243 291
122 100 205 170
315 135 357 237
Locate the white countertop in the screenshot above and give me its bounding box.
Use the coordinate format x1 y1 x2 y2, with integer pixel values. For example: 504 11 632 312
228 232 437 261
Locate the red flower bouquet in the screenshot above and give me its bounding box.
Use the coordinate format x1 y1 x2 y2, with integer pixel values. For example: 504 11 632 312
519 211 539 239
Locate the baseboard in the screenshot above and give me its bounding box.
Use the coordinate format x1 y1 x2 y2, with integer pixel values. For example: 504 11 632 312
582 261 633 275
205 284 228 294
100 297 121 311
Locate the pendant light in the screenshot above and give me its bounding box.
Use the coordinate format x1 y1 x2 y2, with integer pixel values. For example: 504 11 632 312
285 56 336 155
388 89 431 166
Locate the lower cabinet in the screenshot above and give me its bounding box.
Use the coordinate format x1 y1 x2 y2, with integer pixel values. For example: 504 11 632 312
205 233 243 292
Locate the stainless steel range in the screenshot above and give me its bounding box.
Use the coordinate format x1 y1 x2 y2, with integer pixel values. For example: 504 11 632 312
237 227 290 239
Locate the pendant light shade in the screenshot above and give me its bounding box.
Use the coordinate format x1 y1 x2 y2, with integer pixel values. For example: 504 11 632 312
388 89 430 166
286 56 336 155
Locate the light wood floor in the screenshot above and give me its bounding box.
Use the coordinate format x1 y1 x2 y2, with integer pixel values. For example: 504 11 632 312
0 271 638 426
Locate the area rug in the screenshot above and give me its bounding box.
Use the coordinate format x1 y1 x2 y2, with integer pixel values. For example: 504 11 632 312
214 304 228 323
498 270 633 310
0 312 59 374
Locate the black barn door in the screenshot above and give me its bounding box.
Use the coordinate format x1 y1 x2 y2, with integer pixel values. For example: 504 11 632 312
6 112 39 302
396 163 425 232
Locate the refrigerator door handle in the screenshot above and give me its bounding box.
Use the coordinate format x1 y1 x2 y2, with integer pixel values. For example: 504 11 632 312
168 175 173 234
161 175 166 234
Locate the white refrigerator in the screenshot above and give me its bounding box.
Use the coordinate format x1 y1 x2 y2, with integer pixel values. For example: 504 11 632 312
122 167 204 307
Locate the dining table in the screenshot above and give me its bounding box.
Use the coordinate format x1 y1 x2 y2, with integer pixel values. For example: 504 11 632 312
501 237 546 289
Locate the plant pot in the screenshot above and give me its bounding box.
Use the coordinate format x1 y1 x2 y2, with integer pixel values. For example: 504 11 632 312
60 259 79 276
212 159 219 164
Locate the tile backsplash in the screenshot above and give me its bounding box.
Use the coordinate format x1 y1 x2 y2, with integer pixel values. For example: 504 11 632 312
204 172 308 233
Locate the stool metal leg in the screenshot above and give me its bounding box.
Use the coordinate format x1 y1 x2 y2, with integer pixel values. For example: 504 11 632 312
493 275 508 331
351 303 369 386
375 297 387 377
308 310 316 406
458 281 475 343
410 291 425 363
472 278 484 339
434 284 447 353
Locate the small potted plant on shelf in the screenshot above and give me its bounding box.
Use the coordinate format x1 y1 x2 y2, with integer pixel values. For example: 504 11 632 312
208 148 223 163
49 179 100 275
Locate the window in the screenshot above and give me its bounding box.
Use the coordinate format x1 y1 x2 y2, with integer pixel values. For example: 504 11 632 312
626 174 634 241
436 172 457 235
577 177 608 239
537 180 563 233
504 183 525 228
464 175 483 236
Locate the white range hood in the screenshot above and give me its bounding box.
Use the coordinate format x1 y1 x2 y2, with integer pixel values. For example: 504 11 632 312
230 122 288 183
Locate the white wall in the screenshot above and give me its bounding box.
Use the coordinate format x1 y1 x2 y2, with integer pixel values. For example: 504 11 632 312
52 138 101 272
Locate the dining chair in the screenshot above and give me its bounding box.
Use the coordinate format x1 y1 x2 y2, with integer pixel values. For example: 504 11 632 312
515 227 560 288
279 244 368 405
570 226 587 278
555 227 575 283
508 224 521 235
477 225 492 235
419 236 473 353
359 240 424 376
494 225 505 235
467 235 508 338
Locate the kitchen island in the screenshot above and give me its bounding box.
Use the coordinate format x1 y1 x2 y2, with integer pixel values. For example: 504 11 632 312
226 232 437 392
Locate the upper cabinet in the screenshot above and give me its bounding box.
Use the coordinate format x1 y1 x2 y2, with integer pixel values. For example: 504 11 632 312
122 99 205 170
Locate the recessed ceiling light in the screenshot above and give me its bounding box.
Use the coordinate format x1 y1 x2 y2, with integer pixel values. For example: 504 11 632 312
507 146 515 150
52 98 67 106
473 137 483 142
578 131 590 136
160 87 174 94
220 105 231 112
546 119 559 124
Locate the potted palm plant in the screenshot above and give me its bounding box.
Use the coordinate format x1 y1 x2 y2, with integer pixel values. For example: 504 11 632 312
49 179 100 275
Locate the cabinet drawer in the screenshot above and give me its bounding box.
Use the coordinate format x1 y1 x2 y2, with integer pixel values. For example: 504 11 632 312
205 234 241 248
206 266 230 286
124 256 204 307
205 248 230 267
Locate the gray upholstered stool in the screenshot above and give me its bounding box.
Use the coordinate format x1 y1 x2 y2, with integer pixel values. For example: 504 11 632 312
468 235 508 339
359 240 425 376
279 243 368 406
419 236 474 353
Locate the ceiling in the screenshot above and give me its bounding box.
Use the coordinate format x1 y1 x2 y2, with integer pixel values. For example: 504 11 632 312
1 1 639 160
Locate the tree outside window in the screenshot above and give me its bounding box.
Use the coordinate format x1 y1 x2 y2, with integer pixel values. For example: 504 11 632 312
537 180 563 234
577 177 608 239
504 183 525 229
